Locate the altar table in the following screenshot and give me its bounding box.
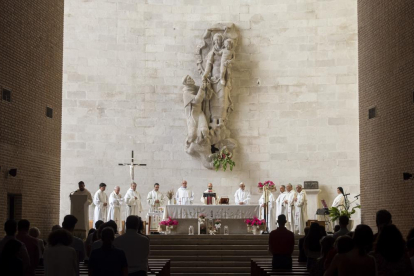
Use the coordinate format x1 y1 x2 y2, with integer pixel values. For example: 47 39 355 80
163 204 260 234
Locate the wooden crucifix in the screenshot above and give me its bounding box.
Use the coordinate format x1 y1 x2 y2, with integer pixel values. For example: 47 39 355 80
118 151 146 182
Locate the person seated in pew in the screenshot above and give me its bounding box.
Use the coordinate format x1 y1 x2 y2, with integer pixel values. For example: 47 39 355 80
268 214 295 269
88 227 128 276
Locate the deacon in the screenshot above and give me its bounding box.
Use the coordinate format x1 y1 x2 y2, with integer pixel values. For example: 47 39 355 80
125 182 142 217
175 180 194 205
108 186 123 231
275 185 288 219
147 183 165 212
200 183 217 205
74 181 93 205
234 182 250 205
259 191 276 231
93 183 108 225
294 184 308 235
284 183 296 232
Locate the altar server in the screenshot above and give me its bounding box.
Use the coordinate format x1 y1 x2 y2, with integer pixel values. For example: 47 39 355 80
147 183 165 212
200 183 217 205
234 182 250 205
294 184 308 235
125 182 142 217
176 180 194 205
259 192 276 231
275 185 288 219
332 187 346 210
285 183 296 232
93 183 108 225
107 186 123 231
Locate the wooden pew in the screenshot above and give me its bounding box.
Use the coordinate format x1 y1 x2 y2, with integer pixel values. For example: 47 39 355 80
251 258 308 276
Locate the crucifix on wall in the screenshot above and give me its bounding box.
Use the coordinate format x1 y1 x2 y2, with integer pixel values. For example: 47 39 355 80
118 151 146 182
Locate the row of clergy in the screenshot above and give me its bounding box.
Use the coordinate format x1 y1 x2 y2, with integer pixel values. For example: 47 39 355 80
72 181 311 235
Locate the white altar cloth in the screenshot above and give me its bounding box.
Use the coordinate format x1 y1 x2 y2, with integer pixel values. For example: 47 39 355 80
164 204 260 219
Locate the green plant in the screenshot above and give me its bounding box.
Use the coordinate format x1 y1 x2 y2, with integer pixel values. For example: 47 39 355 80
213 148 235 172
329 204 361 222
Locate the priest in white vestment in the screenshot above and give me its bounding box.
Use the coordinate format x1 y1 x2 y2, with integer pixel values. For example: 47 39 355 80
200 183 217 205
175 180 194 205
285 183 296 232
107 186 123 231
93 183 108 225
259 192 276 231
294 184 308 235
234 182 250 205
124 182 142 217
147 183 165 212
275 185 288 219
332 187 346 210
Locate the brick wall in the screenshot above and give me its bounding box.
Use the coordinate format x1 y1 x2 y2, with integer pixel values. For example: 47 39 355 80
0 1 64 239
358 0 414 235
61 0 360 222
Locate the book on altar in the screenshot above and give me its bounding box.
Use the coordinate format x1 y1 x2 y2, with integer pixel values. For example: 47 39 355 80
219 197 229 205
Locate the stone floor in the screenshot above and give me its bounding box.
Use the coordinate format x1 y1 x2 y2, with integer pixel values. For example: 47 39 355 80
149 234 301 275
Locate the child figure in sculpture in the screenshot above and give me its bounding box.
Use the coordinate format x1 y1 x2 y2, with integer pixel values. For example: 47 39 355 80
219 39 235 86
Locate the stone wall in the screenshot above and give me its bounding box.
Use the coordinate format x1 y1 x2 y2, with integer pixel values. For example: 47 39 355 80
61 0 360 224
0 0 64 238
358 0 414 235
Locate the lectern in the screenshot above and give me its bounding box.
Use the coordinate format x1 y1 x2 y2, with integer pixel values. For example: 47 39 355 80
202 193 216 205
70 194 89 239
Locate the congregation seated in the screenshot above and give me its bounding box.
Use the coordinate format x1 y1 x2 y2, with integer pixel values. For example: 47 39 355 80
304 223 322 270
310 236 334 276
371 224 414 276
43 229 78 276
62 215 86 263
89 227 128 276
298 226 309 262
268 214 295 269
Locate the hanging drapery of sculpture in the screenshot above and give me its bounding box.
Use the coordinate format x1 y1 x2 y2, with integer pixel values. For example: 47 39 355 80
183 23 239 170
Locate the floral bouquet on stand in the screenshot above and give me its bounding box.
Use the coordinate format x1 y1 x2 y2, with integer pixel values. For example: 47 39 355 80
258 180 276 192
159 217 178 235
246 217 266 235
214 219 222 234
213 148 236 172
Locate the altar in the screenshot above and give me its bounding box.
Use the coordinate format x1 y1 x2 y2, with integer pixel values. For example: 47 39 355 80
163 204 260 234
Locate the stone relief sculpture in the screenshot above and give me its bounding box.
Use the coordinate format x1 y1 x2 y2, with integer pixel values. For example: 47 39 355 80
183 23 239 170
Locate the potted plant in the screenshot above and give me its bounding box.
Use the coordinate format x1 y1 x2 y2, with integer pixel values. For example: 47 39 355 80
246 217 266 235
214 219 221 234
198 214 207 234
328 204 360 231
166 190 174 205
159 217 178 235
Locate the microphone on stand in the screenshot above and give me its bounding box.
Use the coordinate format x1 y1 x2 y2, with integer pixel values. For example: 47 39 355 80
344 193 350 196
354 194 360 198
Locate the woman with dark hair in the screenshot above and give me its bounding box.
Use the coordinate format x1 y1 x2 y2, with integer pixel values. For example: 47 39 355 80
372 224 414 276
311 236 335 276
43 229 78 276
332 187 345 210
0 239 24 276
304 223 322 270
324 224 376 276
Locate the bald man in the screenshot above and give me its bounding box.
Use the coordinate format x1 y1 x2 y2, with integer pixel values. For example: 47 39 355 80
200 183 217 205
234 182 250 205
176 180 194 205
107 186 123 231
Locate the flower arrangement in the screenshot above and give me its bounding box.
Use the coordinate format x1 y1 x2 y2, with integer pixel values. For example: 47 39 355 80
258 180 276 192
245 217 266 227
213 148 236 172
166 190 174 200
214 219 222 229
159 217 178 226
198 214 206 223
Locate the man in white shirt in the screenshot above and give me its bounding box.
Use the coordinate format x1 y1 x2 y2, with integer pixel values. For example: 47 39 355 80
93 183 108 225
200 183 217 205
124 182 142 217
275 185 288 219
108 186 123 231
113 216 150 275
284 183 296 232
147 183 165 212
294 184 308 235
234 182 250 205
175 180 194 205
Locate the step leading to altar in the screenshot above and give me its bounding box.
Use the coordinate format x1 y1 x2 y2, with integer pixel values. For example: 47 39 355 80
149 234 302 275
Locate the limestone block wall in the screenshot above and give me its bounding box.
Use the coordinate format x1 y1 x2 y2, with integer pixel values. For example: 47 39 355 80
358 0 414 235
0 0 64 238
61 0 360 224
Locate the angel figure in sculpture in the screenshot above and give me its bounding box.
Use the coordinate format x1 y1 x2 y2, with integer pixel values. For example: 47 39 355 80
219 39 235 86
